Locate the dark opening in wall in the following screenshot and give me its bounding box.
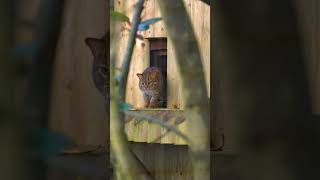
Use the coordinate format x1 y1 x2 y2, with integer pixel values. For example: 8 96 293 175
149 38 167 108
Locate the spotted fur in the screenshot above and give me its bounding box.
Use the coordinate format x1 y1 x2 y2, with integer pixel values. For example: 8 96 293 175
85 34 109 98
137 67 164 108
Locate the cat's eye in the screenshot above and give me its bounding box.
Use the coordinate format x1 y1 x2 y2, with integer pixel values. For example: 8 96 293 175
98 68 108 78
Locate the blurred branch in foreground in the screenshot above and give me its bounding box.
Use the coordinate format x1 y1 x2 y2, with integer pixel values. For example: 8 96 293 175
110 0 153 179
0 0 26 180
214 0 320 179
157 0 210 179
22 0 65 179
124 111 189 143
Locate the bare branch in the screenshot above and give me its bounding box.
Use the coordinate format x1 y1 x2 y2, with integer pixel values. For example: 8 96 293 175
110 0 153 179
157 1 210 179
119 0 144 107
124 111 190 143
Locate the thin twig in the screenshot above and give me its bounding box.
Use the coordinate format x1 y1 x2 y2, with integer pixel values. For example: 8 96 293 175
157 1 210 179
110 0 153 179
124 111 190 144
119 0 144 107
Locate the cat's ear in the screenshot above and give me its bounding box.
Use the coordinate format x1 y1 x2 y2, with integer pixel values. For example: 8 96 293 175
137 73 143 79
85 37 105 59
150 70 159 79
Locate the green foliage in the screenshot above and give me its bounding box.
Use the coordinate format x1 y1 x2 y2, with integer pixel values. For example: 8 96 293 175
110 10 130 23
110 10 162 32
119 103 133 111
29 128 71 159
138 17 162 31
13 42 39 58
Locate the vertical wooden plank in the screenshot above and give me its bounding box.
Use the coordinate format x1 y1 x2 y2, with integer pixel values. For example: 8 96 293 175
167 38 183 109
125 35 150 142
129 143 156 176
133 119 141 142
126 40 149 107
120 0 210 145
160 115 171 144
125 117 135 141
160 111 181 144
154 145 166 180
138 119 149 142
147 112 161 143
191 0 210 96
115 0 148 108
167 118 178 144
154 0 167 37
115 0 149 108
50 0 107 145
154 144 193 180
203 4 211 96
147 122 161 143
114 0 124 12
131 143 193 179
176 117 188 145
124 0 135 16
141 0 156 38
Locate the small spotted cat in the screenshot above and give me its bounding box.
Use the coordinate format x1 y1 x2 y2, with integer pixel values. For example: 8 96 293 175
137 67 165 108
85 34 112 178
85 34 153 179
85 34 109 99
85 34 110 144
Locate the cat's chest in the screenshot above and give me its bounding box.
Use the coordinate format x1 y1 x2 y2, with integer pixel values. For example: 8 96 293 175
143 89 160 96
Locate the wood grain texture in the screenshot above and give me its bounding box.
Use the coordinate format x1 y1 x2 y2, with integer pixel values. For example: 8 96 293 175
167 37 183 109
154 0 167 37
141 0 156 38
118 150 237 180
125 110 187 145
49 0 108 145
130 143 193 180
115 0 210 144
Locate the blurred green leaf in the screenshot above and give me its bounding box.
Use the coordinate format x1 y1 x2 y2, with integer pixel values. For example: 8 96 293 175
138 17 162 31
13 42 39 58
29 128 72 159
110 10 130 23
114 75 121 83
119 103 133 111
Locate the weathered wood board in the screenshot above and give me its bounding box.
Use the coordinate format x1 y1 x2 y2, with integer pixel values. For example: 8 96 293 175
49 0 108 145
114 0 210 109
125 109 187 145
115 0 210 145
130 142 193 180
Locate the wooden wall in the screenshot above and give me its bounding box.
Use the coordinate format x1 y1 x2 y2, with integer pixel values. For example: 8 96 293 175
49 0 108 145
115 0 210 145
130 142 193 180
114 0 210 109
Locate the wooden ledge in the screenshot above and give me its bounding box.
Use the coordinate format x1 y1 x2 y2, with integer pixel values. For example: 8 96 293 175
124 109 187 145
129 108 183 111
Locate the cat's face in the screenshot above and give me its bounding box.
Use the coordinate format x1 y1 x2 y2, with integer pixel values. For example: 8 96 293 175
137 67 162 92
85 36 109 96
